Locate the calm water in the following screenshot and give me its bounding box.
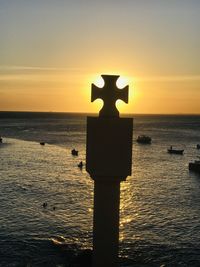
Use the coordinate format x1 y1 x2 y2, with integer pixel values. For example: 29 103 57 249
0 112 200 267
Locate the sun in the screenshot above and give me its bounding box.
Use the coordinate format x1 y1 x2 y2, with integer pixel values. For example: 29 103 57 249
116 76 129 89
116 76 136 114
93 76 105 88
92 75 129 89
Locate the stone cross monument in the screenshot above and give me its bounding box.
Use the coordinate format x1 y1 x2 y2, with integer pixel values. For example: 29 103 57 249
86 74 133 267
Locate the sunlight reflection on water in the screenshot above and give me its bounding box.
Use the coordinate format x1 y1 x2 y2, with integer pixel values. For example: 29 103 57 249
1 121 200 266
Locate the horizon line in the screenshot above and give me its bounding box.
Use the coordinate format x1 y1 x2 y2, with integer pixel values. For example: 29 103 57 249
0 110 200 116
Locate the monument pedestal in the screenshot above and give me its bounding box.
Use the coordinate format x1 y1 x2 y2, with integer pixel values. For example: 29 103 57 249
86 117 133 267
86 117 132 178
86 75 133 267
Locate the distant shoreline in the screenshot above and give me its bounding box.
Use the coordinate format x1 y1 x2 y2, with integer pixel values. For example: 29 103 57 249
0 111 200 117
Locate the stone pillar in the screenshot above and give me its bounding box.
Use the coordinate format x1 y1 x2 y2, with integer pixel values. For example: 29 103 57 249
93 178 121 267
86 75 133 267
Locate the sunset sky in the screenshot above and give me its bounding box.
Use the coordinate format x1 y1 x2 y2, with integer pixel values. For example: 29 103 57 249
0 0 199 114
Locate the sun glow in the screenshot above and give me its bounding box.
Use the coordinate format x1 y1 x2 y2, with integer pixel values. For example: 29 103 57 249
93 76 105 88
89 74 135 114
116 76 135 114
84 73 138 114
92 75 130 89
116 76 129 89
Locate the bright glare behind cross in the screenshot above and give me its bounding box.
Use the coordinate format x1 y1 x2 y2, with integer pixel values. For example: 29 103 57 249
91 75 129 118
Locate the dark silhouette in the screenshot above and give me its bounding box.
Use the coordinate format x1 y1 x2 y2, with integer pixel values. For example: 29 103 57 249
86 75 133 267
71 149 78 156
42 202 47 208
78 161 83 169
136 135 151 144
189 159 200 173
75 249 92 267
91 75 128 118
0 137 2 143
168 146 184 154
40 142 45 146
197 144 200 149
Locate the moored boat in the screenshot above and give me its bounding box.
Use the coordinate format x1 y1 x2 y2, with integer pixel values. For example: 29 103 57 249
167 146 184 155
136 135 151 144
189 160 200 173
71 148 78 156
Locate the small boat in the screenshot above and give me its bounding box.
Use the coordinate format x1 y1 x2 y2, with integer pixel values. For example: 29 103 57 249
189 160 200 173
136 135 151 144
71 149 78 156
197 144 200 149
167 146 184 155
51 236 78 251
40 142 45 146
51 236 68 247
42 202 48 208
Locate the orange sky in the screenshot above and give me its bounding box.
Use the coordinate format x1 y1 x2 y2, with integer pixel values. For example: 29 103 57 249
0 1 200 114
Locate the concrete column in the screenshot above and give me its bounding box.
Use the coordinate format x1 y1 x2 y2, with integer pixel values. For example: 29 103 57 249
92 178 121 267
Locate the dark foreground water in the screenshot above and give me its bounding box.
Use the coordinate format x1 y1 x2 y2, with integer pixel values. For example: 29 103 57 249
0 112 200 267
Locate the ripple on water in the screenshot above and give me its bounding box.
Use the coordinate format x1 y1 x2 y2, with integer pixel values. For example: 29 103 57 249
1 135 200 266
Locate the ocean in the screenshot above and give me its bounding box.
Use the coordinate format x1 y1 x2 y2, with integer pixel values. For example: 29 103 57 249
0 112 200 267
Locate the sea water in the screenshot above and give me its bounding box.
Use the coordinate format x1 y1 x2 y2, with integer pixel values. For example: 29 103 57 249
0 112 200 267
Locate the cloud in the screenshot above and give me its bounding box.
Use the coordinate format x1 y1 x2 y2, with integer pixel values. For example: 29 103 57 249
135 75 200 82
0 65 86 72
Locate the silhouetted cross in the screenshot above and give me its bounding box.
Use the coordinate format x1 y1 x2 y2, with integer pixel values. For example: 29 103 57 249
91 75 129 117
